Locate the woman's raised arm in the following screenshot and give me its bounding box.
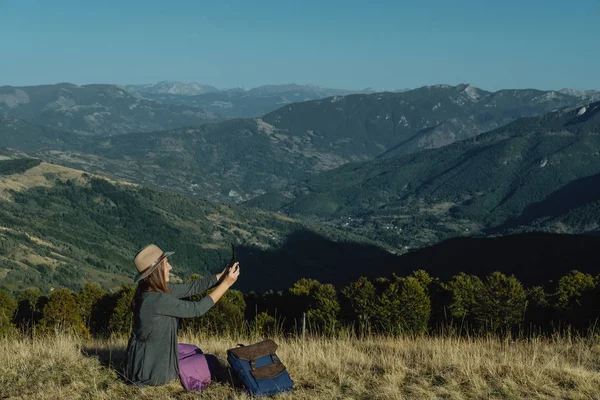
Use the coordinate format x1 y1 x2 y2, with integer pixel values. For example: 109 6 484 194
167 274 218 298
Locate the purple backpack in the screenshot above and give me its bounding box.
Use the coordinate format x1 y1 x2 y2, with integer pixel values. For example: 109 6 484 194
177 343 215 391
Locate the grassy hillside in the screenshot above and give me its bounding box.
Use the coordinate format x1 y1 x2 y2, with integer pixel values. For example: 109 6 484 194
249 102 600 249
1 333 599 399
0 156 407 293
3 155 599 293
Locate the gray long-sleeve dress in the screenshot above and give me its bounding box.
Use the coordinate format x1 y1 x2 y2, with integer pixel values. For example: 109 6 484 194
125 274 218 386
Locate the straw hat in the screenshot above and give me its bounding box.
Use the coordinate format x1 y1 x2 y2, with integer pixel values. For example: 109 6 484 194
133 244 175 283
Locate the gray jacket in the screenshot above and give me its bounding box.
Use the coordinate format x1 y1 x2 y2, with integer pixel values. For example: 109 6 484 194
125 274 218 386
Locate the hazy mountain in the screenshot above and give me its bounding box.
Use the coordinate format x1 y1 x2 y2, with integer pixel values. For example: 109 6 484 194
263 84 599 159
2 84 597 205
248 101 600 250
0 83 222 136
246 83 373 97
559 88 600 99
0 116 86 152
136 83 376 118
126 81 220 96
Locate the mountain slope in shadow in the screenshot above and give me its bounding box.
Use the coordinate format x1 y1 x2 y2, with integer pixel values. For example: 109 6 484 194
234 231 600 292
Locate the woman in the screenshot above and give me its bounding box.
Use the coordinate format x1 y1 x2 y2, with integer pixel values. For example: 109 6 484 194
125 244 240 387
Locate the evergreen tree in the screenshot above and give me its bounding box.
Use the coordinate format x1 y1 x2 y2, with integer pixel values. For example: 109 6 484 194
40 288 86 335
108 285 136 336
76 283 107 330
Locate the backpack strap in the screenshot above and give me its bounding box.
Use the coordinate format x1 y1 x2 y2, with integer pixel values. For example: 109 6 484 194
250 362 286 379
227 339 278 360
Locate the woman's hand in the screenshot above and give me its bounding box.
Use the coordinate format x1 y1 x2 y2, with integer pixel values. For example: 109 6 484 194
223 262 240 287
208 262 240 304
217 262 234 281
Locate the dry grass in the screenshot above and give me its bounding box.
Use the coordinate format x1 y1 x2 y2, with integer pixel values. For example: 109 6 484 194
1 332 599 399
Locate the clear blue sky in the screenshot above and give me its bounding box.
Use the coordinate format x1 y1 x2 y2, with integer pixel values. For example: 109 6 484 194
1 0 598 91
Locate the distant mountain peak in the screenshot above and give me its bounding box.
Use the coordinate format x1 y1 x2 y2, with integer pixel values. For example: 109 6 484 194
126 81 220 96
461 84 486 101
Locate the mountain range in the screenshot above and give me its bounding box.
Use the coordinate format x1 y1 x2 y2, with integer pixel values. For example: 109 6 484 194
2 81 600 291
127 82 376 118
249 101 600 249
125 81 221 96
0 83 221 136
6 84 594 204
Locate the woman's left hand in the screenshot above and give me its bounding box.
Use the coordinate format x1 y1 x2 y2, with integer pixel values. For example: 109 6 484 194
217 263 233 281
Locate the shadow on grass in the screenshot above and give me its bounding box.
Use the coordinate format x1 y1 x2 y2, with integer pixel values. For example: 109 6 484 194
81 345 128 382
81 345 243 388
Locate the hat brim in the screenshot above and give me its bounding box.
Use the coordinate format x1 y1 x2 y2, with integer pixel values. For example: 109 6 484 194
134 251 175 283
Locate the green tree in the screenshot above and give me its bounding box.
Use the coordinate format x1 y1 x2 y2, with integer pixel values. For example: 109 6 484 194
396 276 431 335
40 288 86 335
553 270 598 332
0 290 18 336
307 283 340 336
555 270 596 309
341 277 377 334
14 288 45 332
289 279 340 335
372 276 431 336
524 285 551 335
250 311 277 337
186 289 246 335
441 273 483 321
411 270 434 292
180 275 247 335
76 283 107 331
108 285 136 337
473 272 527 335
372 279 400 334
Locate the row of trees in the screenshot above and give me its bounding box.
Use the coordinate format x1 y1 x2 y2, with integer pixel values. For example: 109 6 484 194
0 269 598 338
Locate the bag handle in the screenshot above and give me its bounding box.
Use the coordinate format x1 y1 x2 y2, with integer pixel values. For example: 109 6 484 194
249 354 278 370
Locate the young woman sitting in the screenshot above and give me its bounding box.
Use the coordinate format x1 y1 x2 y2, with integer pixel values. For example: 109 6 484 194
125 244 240 388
